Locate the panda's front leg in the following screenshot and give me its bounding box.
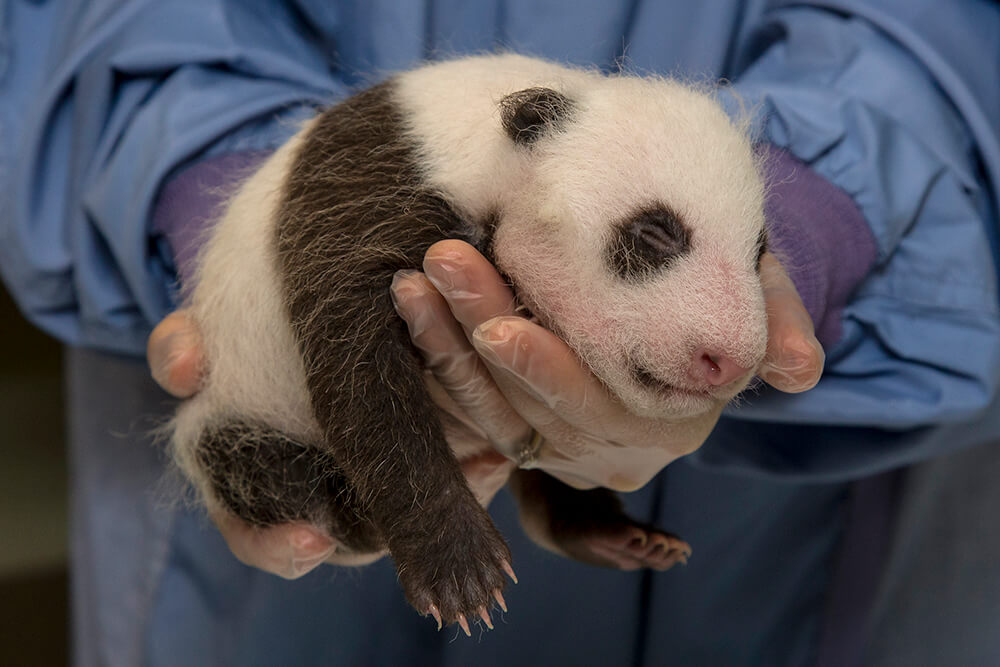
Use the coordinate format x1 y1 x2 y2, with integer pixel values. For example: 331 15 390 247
509 469 690 571
291 291 515 634
318 375 514 633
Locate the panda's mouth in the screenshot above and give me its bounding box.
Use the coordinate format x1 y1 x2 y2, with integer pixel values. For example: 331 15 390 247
630 363 715 401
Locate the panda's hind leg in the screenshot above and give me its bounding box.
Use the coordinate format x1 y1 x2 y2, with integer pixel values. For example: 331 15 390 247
195 421 383 554
509 469 690 571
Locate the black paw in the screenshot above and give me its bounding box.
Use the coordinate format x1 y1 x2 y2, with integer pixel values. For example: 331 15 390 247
393 505 515 636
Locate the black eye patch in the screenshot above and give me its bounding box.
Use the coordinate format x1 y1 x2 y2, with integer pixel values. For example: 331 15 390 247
607 205 692 281
499 87 573 146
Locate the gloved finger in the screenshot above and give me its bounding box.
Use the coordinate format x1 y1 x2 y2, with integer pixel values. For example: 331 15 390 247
147 310 205 398
422 238 722 488
757 253 825 393
427 371 492 442
421 241 662 443
460 450 517 507
406 250 608 478
391 270 532 451
526 404 718 492
421 240 521 339
211 510 337 580
423 240 699 446
429 374 520 505
471 316 671 449
470 317 718 490
419 243 614 443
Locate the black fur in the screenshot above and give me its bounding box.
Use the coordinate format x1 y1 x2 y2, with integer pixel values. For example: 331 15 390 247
607 204 692 281
196 78 683 628
756 225 768 271
499 87 574 146
275 80 512 622
197 421 381 553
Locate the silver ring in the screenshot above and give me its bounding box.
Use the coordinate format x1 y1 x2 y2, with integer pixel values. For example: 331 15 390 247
516 429 545 469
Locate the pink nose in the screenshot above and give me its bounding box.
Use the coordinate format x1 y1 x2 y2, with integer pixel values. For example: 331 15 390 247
692 350 751 387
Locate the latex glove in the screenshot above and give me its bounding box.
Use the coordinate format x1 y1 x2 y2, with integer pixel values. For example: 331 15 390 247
148 311 515 578
389 240 824 492
147 240 821 575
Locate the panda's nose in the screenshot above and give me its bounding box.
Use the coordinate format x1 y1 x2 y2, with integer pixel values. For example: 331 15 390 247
692 350 751 387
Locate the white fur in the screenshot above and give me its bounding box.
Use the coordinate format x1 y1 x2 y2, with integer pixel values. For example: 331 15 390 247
172 54 768 504
171 126 321 505
396 54 767 418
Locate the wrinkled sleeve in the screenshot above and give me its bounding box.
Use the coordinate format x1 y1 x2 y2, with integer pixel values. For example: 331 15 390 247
706 0 1000 478
0 0 347 355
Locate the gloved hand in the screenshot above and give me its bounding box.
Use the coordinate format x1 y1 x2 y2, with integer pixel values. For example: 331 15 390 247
390 240 823 492
148 239 822 577
149 310 515 577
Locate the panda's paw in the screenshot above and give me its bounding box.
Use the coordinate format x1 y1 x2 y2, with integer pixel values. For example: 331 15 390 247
513 470 691 572
571 523 691 571
395 507 514 636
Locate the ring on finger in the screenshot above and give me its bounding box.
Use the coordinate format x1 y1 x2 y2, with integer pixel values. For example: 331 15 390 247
515 429 545 469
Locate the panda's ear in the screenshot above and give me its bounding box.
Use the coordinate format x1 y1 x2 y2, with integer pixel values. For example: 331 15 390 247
499 87 573 146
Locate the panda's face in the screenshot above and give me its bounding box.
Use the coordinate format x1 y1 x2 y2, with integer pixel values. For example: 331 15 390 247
490 80 769 420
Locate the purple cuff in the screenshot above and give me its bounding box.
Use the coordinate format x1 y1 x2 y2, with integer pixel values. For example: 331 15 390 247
762 145 878 348
152 152 270 289
153 146 874 347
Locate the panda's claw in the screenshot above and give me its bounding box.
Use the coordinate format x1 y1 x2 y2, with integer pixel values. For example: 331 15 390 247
427 604 443 630
478 606 494 630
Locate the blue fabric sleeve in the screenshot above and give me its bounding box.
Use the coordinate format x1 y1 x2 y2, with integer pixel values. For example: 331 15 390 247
704 0 1000 477
3 0 998 475
0 0 347 354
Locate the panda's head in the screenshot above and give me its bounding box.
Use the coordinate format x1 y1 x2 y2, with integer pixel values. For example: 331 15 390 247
486 76 768 420
397 56 769 420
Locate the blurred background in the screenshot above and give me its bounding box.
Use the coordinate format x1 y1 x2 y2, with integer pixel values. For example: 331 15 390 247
0 282 69 665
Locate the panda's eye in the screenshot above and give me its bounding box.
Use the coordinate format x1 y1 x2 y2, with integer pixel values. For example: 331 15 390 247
607 205 692 280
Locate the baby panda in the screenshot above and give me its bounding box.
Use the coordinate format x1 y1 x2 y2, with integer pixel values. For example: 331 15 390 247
170 54 769 634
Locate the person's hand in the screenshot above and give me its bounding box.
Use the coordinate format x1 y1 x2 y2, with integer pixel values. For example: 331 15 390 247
147 239 822 575
148 311 515 578
389 240 824 492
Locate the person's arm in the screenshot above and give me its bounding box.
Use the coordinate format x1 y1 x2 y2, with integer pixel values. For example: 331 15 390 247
720 0 1000 428
692 0 1000 478
0 0 364 578
0 0 346 354
387 1 1000 482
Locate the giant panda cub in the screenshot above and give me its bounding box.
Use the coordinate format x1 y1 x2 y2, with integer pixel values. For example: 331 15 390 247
170 54 769 634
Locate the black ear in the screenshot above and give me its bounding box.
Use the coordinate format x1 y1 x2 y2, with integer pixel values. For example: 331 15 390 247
499 87 573 146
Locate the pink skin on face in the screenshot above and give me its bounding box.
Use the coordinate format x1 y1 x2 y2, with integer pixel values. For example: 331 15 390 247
493 224 767 421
